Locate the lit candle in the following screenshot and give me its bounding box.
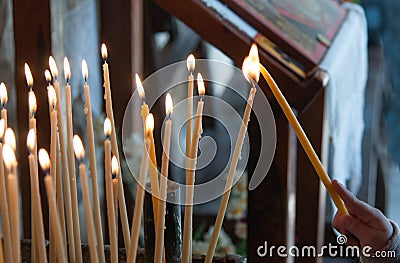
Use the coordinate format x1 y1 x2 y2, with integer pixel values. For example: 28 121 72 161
256 48 348 215
3 144 19 263
48 85 58 192
64 57 83 263
127 115 151 263
111 156 119 235
81 60 105 263
28 88 37 131
135 74 160 227
39 149 68 263
0 120 12 262
182 73 205 263
73 135 99 263
0 83 8 129
51 56 75 263
154 94 173 263
101 44 130 249
27 130 47 263
25 63 34 120
186 54 195 167
205 49 258 262
104 118 118 263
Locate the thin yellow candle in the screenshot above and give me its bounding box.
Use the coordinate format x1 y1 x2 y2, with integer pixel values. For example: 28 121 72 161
135 74 160 225
82 60 106 263
25 63 34 118
0 120 12 262
257 53 348 215
104 118 118 263
101 44 130 249
182 73 205 263
0 83 8 129
154 94 173 263
205 52 258 262
3 144 19 263
27 130 47 263
51 56 75 263
39 149 68 263
111 157 119 237
48 85 58 192
127 116 151 263
64 57 83 263
73 135 99 263
28 89 37 131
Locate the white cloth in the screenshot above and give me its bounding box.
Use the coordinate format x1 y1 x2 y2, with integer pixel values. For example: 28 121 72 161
320 3 368 192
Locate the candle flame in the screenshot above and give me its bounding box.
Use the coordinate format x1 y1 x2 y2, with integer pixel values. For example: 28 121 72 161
242 44 260 83
135 73 145 99
165 93 173 115
104 117 112 137
45 70 52 83
0 119 5 140
187 54 195 72
82 59 88 80
29 90 37 114
64 57 71 81
38 148 50 172
4 128 16 151
145 113 154 135
47 85 57 108
3 144 17 170
101 44 108 60
73 135 85 160
49 56 58 78
111 155 119 176
27 129 36 154
25 63 34 87
197 73 205 95
0 82 8 106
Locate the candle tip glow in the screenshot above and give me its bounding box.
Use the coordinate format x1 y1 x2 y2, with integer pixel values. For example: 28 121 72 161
101 44 108 60
49 56 58 78
187 54 195 72
24 63 34 87
4 128 16 151
197 73 205 96
104 118 112 137
165 93 173 116
242 44 260 83
0 82 8 106
29 90 37 115
145 113 155 136
0 119 5 140
64 57 71 81
45 70 52 83
47 85 57 108
27 129 35 154
135 73 145 99
38 148 50 172
2 144 17 171
111 155 119 176
82 59 88 80
73 135 85 161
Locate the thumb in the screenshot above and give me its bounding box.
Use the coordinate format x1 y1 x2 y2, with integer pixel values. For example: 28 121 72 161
332 180 371 218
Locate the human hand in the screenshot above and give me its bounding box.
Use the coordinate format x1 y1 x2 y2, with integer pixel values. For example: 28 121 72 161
332 180 394 251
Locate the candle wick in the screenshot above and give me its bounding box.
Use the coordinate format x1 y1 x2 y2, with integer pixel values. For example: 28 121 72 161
1 103 6 110
200 95 204 102
111 172 117 180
